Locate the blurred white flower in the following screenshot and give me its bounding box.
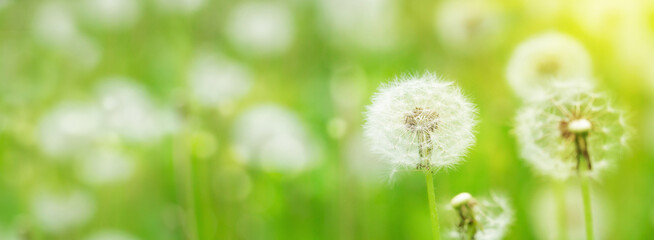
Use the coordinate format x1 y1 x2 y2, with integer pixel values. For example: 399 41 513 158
69 35 102 71
0 0 11 11
514 80 629 180
96 78 179 142
33 2 78 46
31 190 95 233
506 32 592 100
226 2 294 57
448 193 513 240
154 0 205 14
363 73 477 174
32 2 102 70
38 102 103 158
85 229 139 240
318 0 398 51
232 104 319 174
435 0 503 49
80 0 140 30
187 52 252 107
77 148 134 185
531 185 609 240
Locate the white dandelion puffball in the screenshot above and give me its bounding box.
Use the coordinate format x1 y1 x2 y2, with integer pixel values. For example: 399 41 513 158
187 52 252 107
31 190 95 233
232 104 318 174
77 148 134 185
531 185 609 240
96 78 179 142
85 229 139 240
32 2 102 70
318 0 398 51
435 0 503 48
38 102 103 157
448 193 514 240
226 2 294 57
506 32 592 100
0 0 10 11
80 0 140 30
364 73 477 173
515 80 629 180
33 2 78 46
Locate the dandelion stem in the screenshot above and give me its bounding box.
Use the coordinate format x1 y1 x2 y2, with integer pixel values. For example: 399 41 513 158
425 173 441 240
580 156 594 240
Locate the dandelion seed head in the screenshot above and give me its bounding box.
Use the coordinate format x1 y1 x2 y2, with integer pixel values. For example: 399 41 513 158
38 102 103 158
507 32 592 100
435 0 503 49
31 190 95 233
515 80 629 179
319 0 398 51
80 0 140 30
96 78 179 142
33 2 77 46
448 193 513 240
364 73 477 174
188 52 252 107
77 148 134 185
226 3 294 57
233 104 319 174
154 0 205 14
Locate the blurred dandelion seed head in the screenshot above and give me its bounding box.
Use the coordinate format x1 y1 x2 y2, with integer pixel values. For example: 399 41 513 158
233 104 319 174
33 2 77 46
364 73 477 175
84 229 139 240
226 2 294 57
96 78 179 142
435 0 503 49
38 102 103 158
80 0 140 30
515 80 629 179
31 190 95 233
507 32 592 100
154 0 206 14
319 0 398 51
188 52 252 107
77 148 134 185
448 193 513 240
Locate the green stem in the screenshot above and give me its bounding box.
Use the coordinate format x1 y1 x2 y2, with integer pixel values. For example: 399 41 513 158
554 181 569 240
424 173 441 240
580 170 593 240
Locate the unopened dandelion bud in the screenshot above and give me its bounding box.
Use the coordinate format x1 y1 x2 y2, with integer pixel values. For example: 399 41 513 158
451 192 475 208
568 119 592 134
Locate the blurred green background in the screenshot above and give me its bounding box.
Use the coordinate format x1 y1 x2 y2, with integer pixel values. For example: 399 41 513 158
1 0 654 239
